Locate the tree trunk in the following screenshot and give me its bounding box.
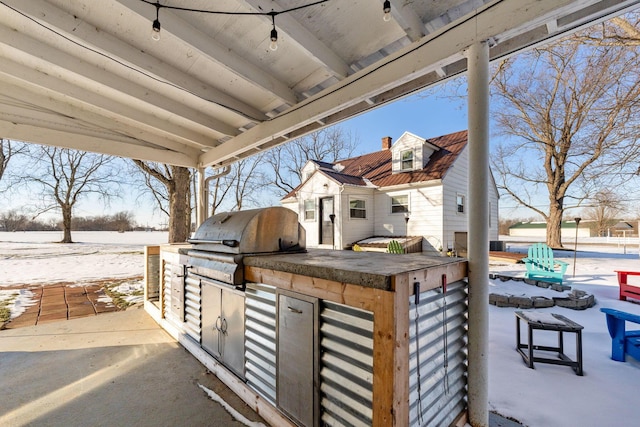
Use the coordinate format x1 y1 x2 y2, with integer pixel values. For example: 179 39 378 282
61 205 73 243
546 202 563 248
168 167 191 243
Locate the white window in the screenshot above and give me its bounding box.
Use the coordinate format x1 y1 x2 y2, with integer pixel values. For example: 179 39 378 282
401 149 414 170
304 199 315 220
349 199 366 219
456 194 465 214
391 195 409 214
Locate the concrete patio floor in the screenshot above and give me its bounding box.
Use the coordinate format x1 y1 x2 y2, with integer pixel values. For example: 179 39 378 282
0 305 266 427
1 302 523 427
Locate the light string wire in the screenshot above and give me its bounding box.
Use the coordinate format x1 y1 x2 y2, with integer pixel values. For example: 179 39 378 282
140 0 330 17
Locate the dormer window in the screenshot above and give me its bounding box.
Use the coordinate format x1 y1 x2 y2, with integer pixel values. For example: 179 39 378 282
401 149 414 170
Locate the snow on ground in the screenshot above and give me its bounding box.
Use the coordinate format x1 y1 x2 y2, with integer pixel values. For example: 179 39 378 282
488 242 640 427
0 231 168 285
1 232 640 426
0 288 37 319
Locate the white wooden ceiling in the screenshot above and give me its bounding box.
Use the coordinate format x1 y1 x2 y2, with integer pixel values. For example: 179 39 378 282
0 0 638 168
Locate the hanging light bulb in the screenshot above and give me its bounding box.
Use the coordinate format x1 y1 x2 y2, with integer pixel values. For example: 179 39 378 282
269 14 278 51
152 18 161 41
151 2 161 41
383 0 391 22
270 27 278 51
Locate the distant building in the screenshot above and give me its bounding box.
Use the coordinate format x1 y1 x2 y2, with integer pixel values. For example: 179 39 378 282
281 130 500 255
508 220 592 238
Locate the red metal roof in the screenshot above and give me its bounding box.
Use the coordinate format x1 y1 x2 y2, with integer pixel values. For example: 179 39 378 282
283 130 467 199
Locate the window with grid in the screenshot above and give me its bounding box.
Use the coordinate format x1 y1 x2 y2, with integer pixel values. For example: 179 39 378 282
304 199 315 220
391 195 409 214
457 194 465 213
349 199 366 219
400 149 414 170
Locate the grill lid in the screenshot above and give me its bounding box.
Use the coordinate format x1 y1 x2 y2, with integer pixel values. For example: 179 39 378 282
188 207 305 254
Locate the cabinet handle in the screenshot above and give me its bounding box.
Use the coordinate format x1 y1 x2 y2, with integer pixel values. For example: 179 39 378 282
215 316 222 331
287 306 303 314
221 318 228 334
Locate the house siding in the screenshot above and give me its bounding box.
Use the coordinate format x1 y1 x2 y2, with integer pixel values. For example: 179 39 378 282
285 174 342 248
340 187 375 248
374 185 444 255
442 147 499 253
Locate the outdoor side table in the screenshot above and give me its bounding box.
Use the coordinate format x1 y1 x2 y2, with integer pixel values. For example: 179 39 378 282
515 311 584 376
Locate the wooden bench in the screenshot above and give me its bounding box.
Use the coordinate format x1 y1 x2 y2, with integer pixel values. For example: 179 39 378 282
615 270 640 302
522 243 569 284
600 308 640 362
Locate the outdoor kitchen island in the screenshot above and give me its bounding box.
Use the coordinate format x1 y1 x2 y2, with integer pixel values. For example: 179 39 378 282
144 210 469 427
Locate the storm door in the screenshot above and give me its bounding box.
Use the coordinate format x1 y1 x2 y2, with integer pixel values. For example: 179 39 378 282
319 197 334 246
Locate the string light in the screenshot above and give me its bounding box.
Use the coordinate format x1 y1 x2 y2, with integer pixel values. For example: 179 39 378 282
141 0 330 50
151 2 161 41
383 1 392 22
269 14 278 51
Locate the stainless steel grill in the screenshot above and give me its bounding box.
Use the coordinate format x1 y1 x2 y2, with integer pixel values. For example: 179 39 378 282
187 207 306 287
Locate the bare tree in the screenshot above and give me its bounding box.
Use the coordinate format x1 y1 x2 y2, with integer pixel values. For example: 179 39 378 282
576 13 640 46
581 190 624 237
23 146 119 243
132 161 192 243
0 209 28 232
0 139 26 186
264 127 359 196
491 26 640 247
229 154 269 211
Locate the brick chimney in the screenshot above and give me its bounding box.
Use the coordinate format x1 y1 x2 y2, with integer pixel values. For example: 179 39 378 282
381 136 392 150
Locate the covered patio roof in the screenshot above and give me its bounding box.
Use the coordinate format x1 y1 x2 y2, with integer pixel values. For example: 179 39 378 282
1 0 638 169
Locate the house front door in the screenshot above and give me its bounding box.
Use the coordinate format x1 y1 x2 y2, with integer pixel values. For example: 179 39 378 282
319 197 334 246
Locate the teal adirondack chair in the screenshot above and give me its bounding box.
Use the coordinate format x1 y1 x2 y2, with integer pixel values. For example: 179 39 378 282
522 243 568 283
387 240 404 254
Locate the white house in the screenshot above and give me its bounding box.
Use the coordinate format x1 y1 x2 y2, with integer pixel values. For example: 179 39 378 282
281 130 500 255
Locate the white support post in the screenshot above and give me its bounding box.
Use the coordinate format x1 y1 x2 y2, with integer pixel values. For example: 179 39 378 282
466 41 490 427
196 167 206 227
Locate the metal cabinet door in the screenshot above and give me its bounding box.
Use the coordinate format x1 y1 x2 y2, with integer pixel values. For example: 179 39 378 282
221 290 245 379
277 293 318 427
201 282 222 357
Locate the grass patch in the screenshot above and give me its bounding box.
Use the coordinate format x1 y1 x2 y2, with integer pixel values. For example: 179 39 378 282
0 306 11 323
101 279 143 310
0 299 14 324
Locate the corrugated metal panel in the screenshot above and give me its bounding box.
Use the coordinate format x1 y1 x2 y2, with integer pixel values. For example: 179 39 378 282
244 283 277 404
162 261 172 320
320 301 374 427
146 254 160 300
184 275 201 342
409 280 468 427
163 261 184 326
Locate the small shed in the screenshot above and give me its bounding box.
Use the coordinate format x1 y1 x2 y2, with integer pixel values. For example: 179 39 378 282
509 220 592 238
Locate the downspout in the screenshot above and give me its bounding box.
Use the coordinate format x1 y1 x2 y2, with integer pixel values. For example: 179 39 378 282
338 183 345 249
201 165 231 223
197 168 205 228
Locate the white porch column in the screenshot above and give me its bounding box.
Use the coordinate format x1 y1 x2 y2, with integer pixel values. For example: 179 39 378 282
466 40 490 427
196 167 206 227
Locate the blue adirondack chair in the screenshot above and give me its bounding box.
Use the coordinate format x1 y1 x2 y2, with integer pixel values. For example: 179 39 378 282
601 308 640 362
522 243 568 284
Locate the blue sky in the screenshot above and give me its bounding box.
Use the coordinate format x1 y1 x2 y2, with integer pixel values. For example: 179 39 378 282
339 91 469 155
